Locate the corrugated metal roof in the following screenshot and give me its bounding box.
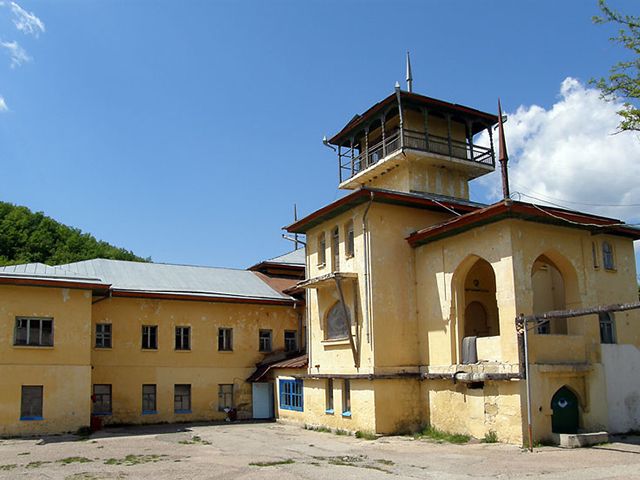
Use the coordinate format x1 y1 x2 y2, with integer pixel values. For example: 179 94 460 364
266 248 305 266
247 353 308 382
59 259 293 301
0 262 105 284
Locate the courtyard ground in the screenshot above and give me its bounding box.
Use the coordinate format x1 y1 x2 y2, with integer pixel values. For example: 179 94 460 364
0 422 639 480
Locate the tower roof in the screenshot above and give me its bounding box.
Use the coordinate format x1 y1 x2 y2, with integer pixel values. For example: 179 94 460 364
329 90 498 146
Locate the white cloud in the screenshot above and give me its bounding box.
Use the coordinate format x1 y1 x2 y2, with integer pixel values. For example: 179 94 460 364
0 39 30 67
10 2 45 37
0 95 8 112
475 77 640 224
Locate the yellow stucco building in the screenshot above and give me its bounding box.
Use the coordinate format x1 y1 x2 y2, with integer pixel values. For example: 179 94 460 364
1 82 639 446
280 85 640 445
0 251 305 436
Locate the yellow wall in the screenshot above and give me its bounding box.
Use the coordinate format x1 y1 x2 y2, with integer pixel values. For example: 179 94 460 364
0 285 93 436
91 297 299 424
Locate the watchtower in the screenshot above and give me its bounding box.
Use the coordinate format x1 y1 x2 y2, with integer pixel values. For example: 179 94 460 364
327 86 499 200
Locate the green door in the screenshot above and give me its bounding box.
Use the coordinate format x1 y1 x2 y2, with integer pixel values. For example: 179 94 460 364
551 387 579 434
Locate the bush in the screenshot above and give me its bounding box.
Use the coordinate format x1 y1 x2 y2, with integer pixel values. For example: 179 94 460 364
482 430 498 443
355 430 377 440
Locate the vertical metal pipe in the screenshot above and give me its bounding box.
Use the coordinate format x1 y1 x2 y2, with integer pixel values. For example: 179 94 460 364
446 114 453 157
338 145 342 183
364 128 369 169
381 115 387 157
350 138 355 176
395 86 404 150
467 121 474 161
523 315 534 452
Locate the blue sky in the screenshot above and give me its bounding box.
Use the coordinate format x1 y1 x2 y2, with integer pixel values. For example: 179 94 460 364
0 0 638 271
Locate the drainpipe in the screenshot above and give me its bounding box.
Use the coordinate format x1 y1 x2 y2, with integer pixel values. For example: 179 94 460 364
362 192 375 343
521 313 534 452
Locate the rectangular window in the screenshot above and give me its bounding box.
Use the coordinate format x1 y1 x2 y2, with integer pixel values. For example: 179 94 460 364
20 386 43 420
174 384 191 413
218 328 233 351
325 378 334 413
603 241 615 270
599 312 617 344
142 325 158 350
342 379 351 416
14 317 53 347
93 384 112 415
95 323 112 348
331 226 340 271
142 384 157 414
259 329 272 352
175 326 191 350
218 384 234 411
317 233 326 266
279 379 303 411
345 221 354 258
284 330 297 353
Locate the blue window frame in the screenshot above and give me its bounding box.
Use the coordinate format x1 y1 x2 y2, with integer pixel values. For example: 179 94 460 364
279 379 303 411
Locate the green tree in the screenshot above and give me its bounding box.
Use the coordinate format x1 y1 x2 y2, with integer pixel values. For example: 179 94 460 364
592 0 640 132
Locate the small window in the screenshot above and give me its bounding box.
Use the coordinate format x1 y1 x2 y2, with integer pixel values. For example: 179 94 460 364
175 326 191 350
14 317 53 346
174 384 191 413
259 329 272 352
317 232 326 266
326 302 350 340
95 323 112 348
342 379 351 416
331 226 340 271
93 384 112 415
142 384 156 413
218 384 234 411
592 241 599 269
284 330 297 352
279 379 303 411
599 312 617 344
603 241 615 270
142 325 158 350
218 328 233 351
345 220 354 258
325 378 334 413
20 386 43 420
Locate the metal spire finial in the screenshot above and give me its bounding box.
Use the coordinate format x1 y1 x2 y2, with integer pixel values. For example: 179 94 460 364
497 98 510 200
406 51 413 92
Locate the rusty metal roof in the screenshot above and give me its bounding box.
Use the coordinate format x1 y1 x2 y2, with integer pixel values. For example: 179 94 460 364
247 353 308 382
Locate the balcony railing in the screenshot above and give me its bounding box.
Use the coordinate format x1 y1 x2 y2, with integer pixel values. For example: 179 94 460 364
338 129 495 183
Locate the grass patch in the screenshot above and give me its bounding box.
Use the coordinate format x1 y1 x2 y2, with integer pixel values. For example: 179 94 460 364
178 435 212 445
335 429 350 436
249 459 295 467
58 456 93 464
17 452 30 455
415 425 470 444
26 460 52 468
355 430 377 440
481 430 499 443
0 464 17 471
376 459 394 465
304 424 332 433
104 454 167 466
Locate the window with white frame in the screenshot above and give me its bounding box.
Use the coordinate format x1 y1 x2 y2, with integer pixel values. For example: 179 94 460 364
14 317 53 346
20 386 43 420
218 384 234 411
259 329 272 352
174 384 191 413
218 328 233 351
345 220 354 257
284 330 297 352
93 384 112 415
95 323 112 348
175 326 190 350
318 232 326 266
142 384 156 413
142 325 158 349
